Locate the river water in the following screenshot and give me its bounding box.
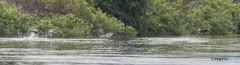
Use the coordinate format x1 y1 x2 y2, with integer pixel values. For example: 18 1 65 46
0 36 240 65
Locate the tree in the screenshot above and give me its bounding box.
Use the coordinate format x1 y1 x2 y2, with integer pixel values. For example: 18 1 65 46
94 0 151 36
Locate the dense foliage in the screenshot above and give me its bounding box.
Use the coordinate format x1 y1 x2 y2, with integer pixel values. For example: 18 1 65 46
94 0 240 36
0 1 31 37
0 0 137 38
0 0 240 38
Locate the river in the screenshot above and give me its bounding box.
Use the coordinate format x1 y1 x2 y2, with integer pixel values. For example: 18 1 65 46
0 35 240 65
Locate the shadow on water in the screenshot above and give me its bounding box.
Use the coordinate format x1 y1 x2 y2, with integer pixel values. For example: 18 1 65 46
0 35 240 65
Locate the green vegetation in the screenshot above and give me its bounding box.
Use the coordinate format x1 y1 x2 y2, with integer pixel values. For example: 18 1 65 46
0 0 137 38
0 0 240 38
94 0 240 36
0 1 30 37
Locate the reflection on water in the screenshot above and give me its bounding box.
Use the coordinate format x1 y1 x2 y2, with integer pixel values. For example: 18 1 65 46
0 36 240 65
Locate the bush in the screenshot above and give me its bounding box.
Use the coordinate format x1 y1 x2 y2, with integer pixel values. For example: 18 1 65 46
0 1 30 37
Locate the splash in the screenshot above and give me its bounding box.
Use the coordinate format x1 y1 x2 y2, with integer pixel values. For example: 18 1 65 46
27 28 38 39
28 32 38 38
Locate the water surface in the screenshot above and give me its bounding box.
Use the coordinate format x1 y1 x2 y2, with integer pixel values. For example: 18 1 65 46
0 36 240 65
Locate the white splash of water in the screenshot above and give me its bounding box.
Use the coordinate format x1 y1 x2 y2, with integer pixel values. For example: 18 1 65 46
28 32 38 38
